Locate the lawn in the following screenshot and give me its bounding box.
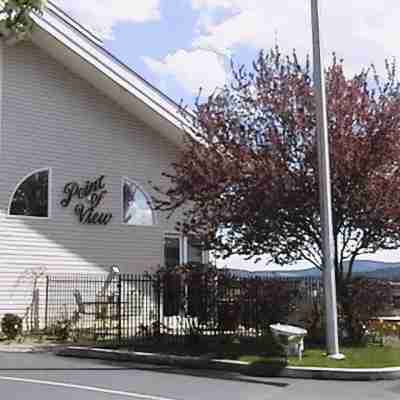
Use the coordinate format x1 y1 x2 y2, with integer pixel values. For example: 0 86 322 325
130 335 400 369
240 345 400 369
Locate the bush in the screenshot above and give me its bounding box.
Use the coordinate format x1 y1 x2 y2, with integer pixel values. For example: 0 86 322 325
217 301 241 331
1 314 23 340
296 300 326 346
158 263 218 320
366 319 400 345
339 278 393 343
52 319 72 341
156 264 299 336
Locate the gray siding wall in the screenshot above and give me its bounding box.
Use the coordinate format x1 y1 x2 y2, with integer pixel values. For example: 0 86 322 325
0 41 180 319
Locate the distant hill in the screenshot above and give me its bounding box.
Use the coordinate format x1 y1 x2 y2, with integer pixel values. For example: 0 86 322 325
223 260 400 280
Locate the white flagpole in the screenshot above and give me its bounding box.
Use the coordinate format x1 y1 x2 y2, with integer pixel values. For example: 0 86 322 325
310 0 345 359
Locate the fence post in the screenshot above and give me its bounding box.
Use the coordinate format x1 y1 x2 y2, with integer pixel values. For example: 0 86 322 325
156 274 162 340
44 276 49 331
255 279 259 337
32 288 40 333
117 274 122 345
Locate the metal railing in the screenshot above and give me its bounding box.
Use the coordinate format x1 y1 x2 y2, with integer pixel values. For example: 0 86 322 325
44 270 400 346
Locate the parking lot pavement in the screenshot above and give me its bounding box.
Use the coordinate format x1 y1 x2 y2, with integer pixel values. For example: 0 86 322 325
0 352 399 400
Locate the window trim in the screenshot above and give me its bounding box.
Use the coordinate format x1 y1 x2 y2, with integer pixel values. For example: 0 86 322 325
187 236 208 264
164 232 184 267
7 167 52 220
121 177 157 226
164 233 208 266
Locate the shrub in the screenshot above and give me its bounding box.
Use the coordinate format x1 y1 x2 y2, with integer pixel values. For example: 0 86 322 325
256 328 285 357
158 263 218 320
297 299 326 346
366 319 400 345
217 301 241 331
339 278 393 343
52 319 72 341
156 264 299 335
237 278 298 328
1 314 23 340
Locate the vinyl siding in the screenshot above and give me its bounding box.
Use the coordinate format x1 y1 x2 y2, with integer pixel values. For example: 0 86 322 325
0 40 181 321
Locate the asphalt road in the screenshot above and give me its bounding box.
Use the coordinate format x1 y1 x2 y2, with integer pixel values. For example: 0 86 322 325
0 352 399 400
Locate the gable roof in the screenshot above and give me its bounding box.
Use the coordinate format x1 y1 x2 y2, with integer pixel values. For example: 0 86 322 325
27 1 192 146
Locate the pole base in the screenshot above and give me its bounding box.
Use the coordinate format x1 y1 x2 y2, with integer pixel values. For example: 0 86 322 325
327 353 346 360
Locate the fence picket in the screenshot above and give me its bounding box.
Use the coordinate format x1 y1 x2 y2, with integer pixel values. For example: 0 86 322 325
43 272 399 346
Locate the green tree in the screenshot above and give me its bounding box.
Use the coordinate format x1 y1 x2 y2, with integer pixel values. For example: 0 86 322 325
0 0 46 42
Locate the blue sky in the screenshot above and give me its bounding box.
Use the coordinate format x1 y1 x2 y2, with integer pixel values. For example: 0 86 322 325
53 0 400 269
55 0 400 106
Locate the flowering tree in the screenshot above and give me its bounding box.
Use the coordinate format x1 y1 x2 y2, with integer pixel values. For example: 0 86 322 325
0 0 46 41
154 47 400 288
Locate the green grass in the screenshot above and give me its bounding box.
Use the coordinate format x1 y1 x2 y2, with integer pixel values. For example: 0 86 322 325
239 345 400 369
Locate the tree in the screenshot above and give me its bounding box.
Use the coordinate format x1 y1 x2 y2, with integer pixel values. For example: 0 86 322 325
0 0 46 42
153 47 400 289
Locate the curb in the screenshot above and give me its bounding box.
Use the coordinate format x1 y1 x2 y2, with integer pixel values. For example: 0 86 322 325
0 345 35 353
55 346 400 381
56 347 249 372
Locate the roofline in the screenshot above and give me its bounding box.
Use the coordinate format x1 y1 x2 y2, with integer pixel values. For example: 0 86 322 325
45 1 186 115
31 2 194 139
46 1 104 46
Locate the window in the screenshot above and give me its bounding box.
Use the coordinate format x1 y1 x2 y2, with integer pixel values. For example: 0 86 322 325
163 235 207 267
187 237 204 265
122 179 155 225
163 234 208 317
164 236 180 268
9 169 50 217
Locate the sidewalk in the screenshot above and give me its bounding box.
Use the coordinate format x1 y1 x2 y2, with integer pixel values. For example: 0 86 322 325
0 341 69 353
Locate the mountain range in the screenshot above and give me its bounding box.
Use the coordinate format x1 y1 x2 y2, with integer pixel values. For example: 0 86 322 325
224 260 400 280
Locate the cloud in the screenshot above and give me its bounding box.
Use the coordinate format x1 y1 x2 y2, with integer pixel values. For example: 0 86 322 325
193 5 310 57
54 0 160 39
191 0 232 10
191 0 245 11
143 49 228 95
190 0 400 76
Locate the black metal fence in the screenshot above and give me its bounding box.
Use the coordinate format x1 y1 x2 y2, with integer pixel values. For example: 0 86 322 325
45 274 159 344
44 271 325 346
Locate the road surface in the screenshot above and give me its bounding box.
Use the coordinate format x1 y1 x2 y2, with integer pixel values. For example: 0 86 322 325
0 352 399 399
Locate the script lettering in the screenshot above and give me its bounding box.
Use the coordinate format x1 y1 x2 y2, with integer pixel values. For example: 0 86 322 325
61 176 112 225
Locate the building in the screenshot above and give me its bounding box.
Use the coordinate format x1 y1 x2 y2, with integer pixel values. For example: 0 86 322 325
0 2 205 321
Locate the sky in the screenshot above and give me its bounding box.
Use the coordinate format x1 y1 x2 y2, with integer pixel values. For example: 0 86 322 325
54 0 400 105
53 0 400 269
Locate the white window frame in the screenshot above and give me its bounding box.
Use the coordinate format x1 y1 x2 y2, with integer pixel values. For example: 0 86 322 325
121 177 157 226
164 232 184 266
164 233 209 266
7 167 52 220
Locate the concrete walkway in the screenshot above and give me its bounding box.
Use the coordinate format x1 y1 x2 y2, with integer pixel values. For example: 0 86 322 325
0 341 68 353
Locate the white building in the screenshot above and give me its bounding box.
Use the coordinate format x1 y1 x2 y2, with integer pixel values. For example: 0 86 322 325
0 3 204 321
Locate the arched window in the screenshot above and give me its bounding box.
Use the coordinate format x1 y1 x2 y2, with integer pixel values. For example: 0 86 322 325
9 169 50 218
122 178 155 225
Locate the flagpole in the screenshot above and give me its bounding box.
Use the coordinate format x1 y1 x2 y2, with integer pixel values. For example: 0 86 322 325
310 0 345 360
